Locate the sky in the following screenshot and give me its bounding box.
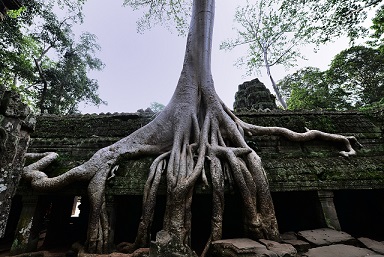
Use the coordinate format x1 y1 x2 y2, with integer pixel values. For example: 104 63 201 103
75 1 350 114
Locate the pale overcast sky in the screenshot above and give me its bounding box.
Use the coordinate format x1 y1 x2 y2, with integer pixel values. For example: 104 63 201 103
75 1 349 114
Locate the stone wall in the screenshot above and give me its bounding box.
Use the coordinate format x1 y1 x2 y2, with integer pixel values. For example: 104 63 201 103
22 109 384 194
0 86 35 238
7 109 384 254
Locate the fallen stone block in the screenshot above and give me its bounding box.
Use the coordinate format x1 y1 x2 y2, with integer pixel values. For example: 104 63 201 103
259 239 297 257
297 228 356 246
302 244 377 257
281 232 297 241
358 237 384 255
211 238 278 257
282 239 311 253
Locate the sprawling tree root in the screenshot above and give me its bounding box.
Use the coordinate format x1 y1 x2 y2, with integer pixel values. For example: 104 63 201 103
22 0 362 255
23 98 361 255
23 137 168 253
229 109 362 157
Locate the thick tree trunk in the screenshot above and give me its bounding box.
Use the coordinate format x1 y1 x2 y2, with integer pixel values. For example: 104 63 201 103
262 48 287 109
149 1 216 255
34 58 48 114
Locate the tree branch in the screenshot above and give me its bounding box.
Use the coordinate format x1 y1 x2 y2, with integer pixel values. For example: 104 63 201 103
33 58 49 114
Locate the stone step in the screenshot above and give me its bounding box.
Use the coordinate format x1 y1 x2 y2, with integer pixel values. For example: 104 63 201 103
301 244 380 257
211 238 278 257
297 228 357 246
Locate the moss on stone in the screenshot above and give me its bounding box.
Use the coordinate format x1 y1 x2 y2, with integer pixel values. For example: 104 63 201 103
22 110 384 194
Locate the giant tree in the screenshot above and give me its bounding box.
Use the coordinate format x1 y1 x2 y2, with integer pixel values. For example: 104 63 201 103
220 0 313 109
0 0 104 114
23 0 361 255
328 45 384 107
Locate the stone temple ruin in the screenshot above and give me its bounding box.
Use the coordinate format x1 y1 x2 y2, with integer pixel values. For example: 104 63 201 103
233 78 278 112
0 79 384 256
0 86 35 240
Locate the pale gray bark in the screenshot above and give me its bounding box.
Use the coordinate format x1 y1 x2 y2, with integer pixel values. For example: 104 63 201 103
262 45 288 109
23 0 361 255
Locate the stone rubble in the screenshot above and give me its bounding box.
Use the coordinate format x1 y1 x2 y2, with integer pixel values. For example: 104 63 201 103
6 228 384 257
211 228 384 257
297 228 357 246
302 244 377 257
259 239 297 257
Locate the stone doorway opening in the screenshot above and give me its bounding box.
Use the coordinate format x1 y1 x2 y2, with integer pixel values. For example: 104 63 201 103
272 191 322 233
334 189 384 241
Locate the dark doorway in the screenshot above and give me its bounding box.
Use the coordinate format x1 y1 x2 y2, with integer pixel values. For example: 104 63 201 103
272 191 321 233
334 189 384 240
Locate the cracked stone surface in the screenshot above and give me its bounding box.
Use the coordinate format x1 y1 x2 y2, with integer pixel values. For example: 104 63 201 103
297 228 356 246
302 244 378 257
211 238 278 257
282 239 311 253
259 239 297 257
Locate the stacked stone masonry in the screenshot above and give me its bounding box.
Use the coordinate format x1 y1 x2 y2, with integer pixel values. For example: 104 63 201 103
3 108 384 256
0 87 34 239
24 110 384 194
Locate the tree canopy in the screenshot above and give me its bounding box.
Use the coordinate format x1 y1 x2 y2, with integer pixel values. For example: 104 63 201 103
123 0 192 35
278 46 384 110
278 67 351 110
0 0 105 114
220 0 313 109
328 45 384 107
370 4 384 47
279 0 384 43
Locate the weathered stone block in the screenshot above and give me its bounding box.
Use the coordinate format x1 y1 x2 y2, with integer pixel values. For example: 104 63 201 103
358 237 384 255
259 239 297 257
297 228 356 247
281 239 311 253
211 238 278 257
302 244 377 257
0 87 35 238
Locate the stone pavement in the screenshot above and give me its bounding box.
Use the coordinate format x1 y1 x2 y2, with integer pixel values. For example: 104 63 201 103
211 228 384 257
5 228 384 257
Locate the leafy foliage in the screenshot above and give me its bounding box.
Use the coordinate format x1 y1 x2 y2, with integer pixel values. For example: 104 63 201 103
0 0 105 114
279 0 384 43
123 0 192 36
370 5 384 47
149 102 165 113
328 45 384 107
220 0 314 109
221 0 312 74
279 46 384 110
278 67 351 110
276 0 384 110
